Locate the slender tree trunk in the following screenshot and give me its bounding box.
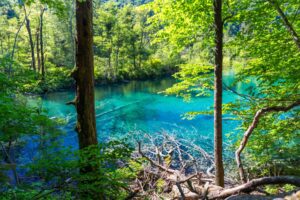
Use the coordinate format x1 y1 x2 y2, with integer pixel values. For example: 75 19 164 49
9 16 26 77
24 7 36 71
268 0 300 51
115 46 119 78
0 141 19 185
36 23 41 74
72 0 98 151
108 37 114 80
0 39 3 55
213 0 224 187
40 8 46 80
132 41 137 70
138 30 144 68
69 0 75 67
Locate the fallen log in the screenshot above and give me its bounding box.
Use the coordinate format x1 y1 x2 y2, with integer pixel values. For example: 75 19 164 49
211 176 300 199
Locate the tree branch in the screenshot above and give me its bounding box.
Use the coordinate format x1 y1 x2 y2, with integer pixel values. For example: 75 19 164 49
268 0 300 51
138 142 176 174
212 176 300 199
236 99 300 183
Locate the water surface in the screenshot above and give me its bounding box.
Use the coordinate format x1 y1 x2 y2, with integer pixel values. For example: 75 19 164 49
38 72 251 149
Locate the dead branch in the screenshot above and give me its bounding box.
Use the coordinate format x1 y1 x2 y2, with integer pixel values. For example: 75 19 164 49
211 176 300 199
236 99 300 183
138 141 176 174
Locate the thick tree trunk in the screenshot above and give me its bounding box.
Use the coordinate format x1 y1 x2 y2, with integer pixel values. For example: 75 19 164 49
213 0 224 187
40 8 46 80
73 0 98 150
268 0 300 51
236 99 300 183
24 7 36 71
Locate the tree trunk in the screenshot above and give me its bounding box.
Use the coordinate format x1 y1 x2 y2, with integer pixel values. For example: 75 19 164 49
24 6 36 71
213 0 224 187
0 39 3 55
69 0 75 67
40 8 46 80
36 22 41 74
73 0 98 152
138 30 144 68
115 45 119 78
132 41 137 70
9 16 26 77
109 37 115 80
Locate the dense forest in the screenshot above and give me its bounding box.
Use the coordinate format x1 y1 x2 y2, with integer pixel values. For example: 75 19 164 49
0 0 299 199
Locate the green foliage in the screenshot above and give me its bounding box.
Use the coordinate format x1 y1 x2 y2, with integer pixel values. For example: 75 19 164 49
1 0 300 198
149 0 300 178
25 141 140 199
0 71 69 184
93 1 180 82
73 141 138 199
0 72 139 198
223 0 300 176
0 73 140 197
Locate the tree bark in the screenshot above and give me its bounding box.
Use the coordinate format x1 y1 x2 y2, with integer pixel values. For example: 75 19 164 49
36 21 41 74
73 0 98 151
40 7 46 80
213 0 224 187
9 16 26 77
138 28 144 69
236 100 300 183
212 176 300 199
69 0 75 67
268 0 300 51
24 6 36 71
108 36 113 80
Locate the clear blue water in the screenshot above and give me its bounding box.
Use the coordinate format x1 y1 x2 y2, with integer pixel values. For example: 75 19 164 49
35 72 252 150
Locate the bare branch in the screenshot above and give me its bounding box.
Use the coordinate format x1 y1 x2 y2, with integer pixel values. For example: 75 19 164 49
138 142 176 174
212 176 300 199
236 99 300 183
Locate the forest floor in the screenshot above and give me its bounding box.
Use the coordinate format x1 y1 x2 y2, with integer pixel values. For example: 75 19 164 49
129 133 300 200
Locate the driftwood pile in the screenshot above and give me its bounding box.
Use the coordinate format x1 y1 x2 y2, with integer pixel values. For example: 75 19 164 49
127 133 300 199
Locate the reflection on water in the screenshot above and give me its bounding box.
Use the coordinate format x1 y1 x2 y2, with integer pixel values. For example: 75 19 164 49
38 74 253 149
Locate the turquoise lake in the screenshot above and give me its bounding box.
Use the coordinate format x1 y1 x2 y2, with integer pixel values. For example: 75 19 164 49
37 72 252 150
